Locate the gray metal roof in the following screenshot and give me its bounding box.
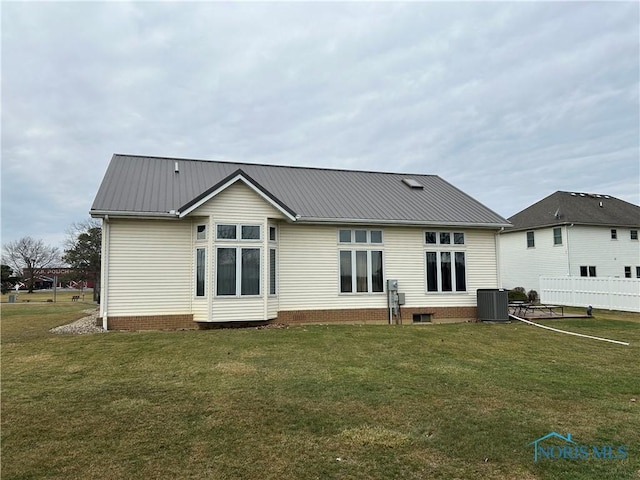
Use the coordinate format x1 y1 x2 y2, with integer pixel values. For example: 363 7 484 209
91 154 510 228
506 191 640 232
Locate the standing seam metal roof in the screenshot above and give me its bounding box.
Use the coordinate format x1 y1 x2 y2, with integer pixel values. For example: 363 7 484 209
91 154 510 227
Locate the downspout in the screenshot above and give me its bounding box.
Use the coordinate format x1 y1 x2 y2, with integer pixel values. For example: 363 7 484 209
566 224 574 276
101 216 110 330
496 228 504 288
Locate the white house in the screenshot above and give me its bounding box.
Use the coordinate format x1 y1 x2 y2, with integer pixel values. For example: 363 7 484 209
91 154 510 330
500 191 640 293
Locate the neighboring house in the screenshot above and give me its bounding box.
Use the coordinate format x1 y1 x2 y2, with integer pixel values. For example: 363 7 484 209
500 191 640 293
90 154 510 330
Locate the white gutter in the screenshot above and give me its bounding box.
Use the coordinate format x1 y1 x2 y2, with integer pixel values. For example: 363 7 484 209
509 314 629 346
91 210 180 219
296 217 511 229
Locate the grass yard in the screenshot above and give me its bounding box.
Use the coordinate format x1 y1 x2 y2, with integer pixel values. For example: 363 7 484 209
1 303 639 480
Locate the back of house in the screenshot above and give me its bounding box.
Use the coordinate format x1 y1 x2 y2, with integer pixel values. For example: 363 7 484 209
91 154 510 330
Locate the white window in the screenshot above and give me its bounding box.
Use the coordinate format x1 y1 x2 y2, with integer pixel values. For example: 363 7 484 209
216 247 261 296
580 266 596 277
196 224 207 241
339 229 383 244
269 248 277 295
339 250 384 293
269 226 277 242
426 251 466 292
216 224 261 241
527 231 535 248
631 230 638 240
425 231 465 245
195 248 206 297
611 229 617 240
553 227 562 245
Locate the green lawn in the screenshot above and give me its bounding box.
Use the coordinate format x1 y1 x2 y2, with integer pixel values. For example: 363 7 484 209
2 303 639 480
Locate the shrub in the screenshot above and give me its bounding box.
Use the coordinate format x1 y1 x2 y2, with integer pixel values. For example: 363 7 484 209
508 288 528 302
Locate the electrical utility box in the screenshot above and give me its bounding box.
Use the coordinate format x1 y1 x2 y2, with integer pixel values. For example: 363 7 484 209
387 279 398 292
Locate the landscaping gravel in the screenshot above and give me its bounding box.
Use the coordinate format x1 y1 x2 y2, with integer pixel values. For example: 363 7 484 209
49 309 107 335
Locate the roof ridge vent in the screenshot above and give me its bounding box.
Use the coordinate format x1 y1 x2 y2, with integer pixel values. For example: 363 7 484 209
402 178 424 189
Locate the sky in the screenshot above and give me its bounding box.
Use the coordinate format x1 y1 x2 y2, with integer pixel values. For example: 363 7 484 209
2 1 639 254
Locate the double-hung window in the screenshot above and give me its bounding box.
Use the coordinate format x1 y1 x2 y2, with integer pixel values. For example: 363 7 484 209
339 229 384 294
425 231 467 293
553 227 562 245
216 224 262 297
526 231 535 248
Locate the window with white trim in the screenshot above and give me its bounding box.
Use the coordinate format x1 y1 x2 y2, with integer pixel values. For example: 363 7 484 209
425 231 465 245
269 248 277 295
580 266 596 277
196 224 207 241
553 227 562 245
631 230 638 240
195 248 206 297
216 247 261 296
526 231 535 248
216 224 261 241
339 229 383 244
426 251 466 292
339 250 384 293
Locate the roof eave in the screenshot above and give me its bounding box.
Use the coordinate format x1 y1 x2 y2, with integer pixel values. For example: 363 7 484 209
297 216 511 229
90 210 180 219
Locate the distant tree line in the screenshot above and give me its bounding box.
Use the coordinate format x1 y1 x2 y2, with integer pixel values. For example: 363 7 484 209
2 219 101 301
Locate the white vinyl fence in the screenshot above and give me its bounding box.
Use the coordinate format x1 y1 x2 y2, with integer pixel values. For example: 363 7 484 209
540 276 640 313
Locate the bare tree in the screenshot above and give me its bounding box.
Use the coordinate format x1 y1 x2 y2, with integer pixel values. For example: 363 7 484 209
2 237 61 293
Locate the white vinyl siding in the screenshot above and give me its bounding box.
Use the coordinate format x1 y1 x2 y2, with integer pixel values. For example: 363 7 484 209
500 225 640 293
105 219 192 316
279 225 498 311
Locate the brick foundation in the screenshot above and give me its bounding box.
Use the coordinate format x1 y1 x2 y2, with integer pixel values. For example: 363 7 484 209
103 314 196 331
277 306 477 325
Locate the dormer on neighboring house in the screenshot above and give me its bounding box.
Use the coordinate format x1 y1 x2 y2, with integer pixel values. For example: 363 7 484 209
499 191 640 292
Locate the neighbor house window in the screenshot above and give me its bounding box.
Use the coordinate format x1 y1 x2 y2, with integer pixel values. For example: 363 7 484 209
580 266 596 277
426 251 466 292
195 248 206 297
553 227 562 245
526 231 535 248
624 266 631 278
216 247 261 296
339 250 384 293
631 230 638 240
636 266 640 278
611 229 617 240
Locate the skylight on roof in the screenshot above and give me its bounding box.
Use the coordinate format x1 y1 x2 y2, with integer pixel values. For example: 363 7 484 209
402 178 424 189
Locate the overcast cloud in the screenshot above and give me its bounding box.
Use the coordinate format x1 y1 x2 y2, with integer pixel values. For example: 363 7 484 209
2 1 638 252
